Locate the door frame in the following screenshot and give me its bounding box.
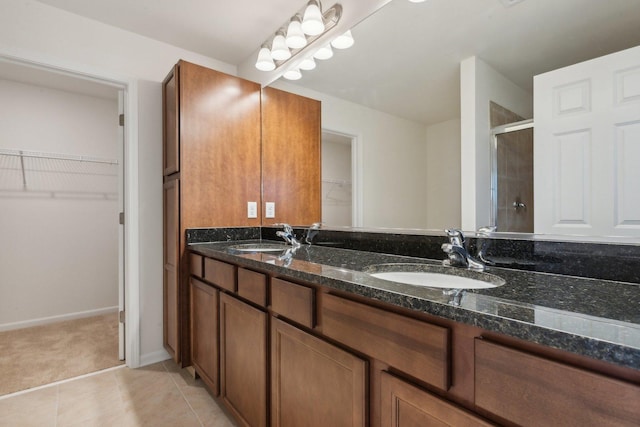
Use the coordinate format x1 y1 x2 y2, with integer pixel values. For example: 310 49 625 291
0 52 141 368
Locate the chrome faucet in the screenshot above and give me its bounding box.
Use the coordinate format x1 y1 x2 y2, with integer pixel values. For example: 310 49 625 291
304 222 322 245
476 225 497 266
275 223 301 248
441 229 485 271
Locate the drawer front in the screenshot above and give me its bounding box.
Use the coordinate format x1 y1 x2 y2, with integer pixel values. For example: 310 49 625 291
380 372 494 427
475 339 640 426
203 258 236 292
322 294 450 390
190 253 203 278
271 278 314 328
237 268 267 307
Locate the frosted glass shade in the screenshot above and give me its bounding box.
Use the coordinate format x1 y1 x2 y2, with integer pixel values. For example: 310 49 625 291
283 68 302 80
271 33 291 61
286 19 307 49
299 56 316 71
255 47 276 71
314 44 333 60
331 30 354 49
301 2 325 36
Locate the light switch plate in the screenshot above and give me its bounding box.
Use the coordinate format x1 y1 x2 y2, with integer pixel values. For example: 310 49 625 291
247 201 257 218
265 202 275 218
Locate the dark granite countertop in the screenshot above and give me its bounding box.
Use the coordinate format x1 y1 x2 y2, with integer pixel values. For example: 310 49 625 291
189 240 640 371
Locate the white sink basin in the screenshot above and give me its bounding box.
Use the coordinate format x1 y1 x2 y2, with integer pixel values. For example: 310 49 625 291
365 264 505 289
229 243 288 253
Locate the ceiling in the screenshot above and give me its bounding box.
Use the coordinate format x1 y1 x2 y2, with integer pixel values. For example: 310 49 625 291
9 0 640 124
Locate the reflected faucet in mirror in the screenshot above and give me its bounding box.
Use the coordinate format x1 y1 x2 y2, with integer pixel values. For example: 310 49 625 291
304 222 322 244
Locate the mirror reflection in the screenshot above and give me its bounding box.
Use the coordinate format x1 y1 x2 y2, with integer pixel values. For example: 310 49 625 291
273 0 640 241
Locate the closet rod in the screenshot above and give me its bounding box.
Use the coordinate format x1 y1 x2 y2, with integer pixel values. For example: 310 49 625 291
0 148 119 165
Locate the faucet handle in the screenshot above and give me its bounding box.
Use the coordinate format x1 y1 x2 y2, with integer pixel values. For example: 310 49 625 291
275 223 293 233
444 228 465 246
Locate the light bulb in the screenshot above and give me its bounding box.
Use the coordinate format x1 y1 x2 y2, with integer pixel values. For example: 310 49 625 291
314 44 333 60
299 56 316 71
271 32 291 61
286 17 307 49
301 1 325 36
331 30 354 49
283 68 302 80
255 46 276 71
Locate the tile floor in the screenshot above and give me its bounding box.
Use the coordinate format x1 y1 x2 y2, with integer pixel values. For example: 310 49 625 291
0 360 236 427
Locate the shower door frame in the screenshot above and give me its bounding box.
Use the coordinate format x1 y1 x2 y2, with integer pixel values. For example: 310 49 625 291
489 119 534 230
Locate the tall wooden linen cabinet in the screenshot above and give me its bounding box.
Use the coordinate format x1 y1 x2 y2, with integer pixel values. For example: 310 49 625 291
163 61 322 365
162 61 262 365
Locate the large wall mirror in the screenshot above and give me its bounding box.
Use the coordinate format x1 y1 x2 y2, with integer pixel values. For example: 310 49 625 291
271 0 640 242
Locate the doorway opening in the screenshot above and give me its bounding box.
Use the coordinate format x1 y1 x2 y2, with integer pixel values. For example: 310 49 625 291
0 58 126 395
321 130 360 227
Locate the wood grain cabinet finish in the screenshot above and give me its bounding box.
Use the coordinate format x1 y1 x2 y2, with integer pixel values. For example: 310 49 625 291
261 86 321 226
190 278 219 395
190 253 203 278
475 339 640 426
271 318 367 427
219 293 268 427
204 258 236 292
237 268 267 307
321 294 450 390
163 177 180 361
271 278 314 328
162 60 261 364
380 372 494 427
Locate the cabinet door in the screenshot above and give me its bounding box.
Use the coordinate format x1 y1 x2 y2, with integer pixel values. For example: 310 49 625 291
190 278 219 395
271 318 367 427
380 372 494 427
219 293 268 427
163 177 180 362
163 65 179 176
262 86 321 225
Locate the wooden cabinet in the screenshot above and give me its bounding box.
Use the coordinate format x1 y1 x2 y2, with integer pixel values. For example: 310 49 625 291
322 293 450 390
190 278 219 395
475 339 640 426
271 278 315 328
162 60 261 364
380 372 493 427
262 86 321 226
271 318 367 427
220 293 268 427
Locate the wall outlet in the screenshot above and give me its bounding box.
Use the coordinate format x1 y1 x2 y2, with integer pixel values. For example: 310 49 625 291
247 201 257 218
265 202 275 218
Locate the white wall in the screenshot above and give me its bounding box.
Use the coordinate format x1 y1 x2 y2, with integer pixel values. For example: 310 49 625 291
274 81 429 229
0 79 118 328
425 118 461 229
0 0 237 365
460 56 533 231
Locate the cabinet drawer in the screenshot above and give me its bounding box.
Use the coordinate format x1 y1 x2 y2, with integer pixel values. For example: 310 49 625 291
475 339 640 426
322 294 450 390
381 372 494 427
204 258 236 292
237 268 267 307
271 278 314 328
190 253 203 277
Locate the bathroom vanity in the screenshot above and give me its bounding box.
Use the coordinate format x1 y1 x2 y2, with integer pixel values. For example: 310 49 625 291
186 235 640 427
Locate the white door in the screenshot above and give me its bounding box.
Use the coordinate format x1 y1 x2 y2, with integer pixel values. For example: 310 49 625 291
117 90 125 360
534 45 640 236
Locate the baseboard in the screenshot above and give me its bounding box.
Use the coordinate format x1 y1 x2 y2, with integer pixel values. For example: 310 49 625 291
139 349 171 367
0 306 119 332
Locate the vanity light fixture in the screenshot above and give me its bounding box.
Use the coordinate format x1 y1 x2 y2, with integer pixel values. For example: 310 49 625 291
254 1 353 79
314 43 333 60
283 68 303 80
255 44 276 71
271 31 291 61
301 0 325 35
